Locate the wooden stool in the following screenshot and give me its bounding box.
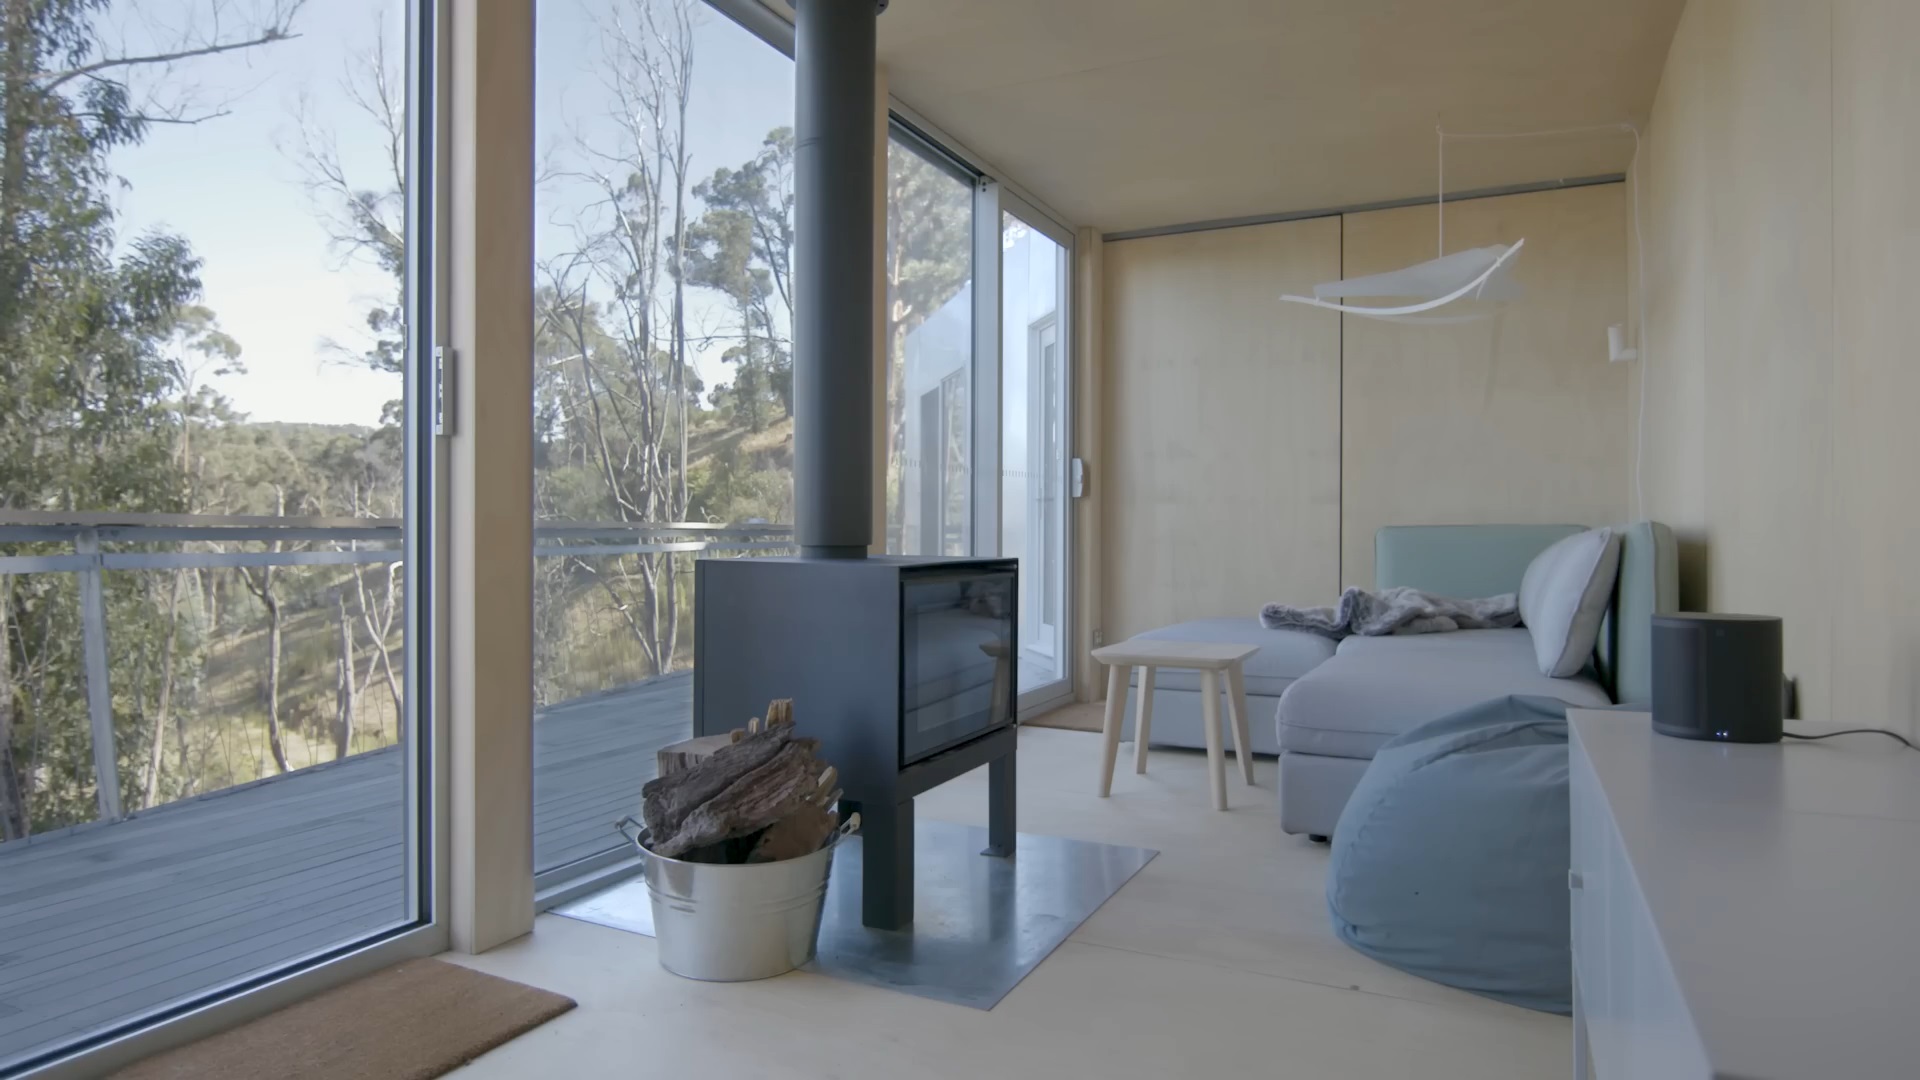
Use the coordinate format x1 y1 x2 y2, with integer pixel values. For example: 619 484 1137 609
1090 640 1258 810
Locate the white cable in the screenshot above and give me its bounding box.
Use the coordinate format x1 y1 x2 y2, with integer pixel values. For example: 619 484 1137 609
1437 124 1445 258
1626 123 1647 521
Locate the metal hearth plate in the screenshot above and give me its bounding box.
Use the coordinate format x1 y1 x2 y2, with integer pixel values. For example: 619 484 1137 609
555 820 1157 1009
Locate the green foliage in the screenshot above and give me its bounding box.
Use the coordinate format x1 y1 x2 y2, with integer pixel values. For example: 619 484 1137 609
0 0 328 839
0 0 977 839
686 127 794 428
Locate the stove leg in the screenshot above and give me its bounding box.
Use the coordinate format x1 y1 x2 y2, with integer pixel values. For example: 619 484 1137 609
859 796 914 930
984 748 1015 857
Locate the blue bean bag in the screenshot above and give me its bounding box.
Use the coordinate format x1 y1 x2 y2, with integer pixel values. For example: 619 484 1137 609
1325 694 1572 1014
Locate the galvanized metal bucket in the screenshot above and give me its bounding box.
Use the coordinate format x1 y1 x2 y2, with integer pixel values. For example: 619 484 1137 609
616 819 848 982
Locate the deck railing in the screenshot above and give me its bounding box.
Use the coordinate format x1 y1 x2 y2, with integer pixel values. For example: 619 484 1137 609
0 511 793 828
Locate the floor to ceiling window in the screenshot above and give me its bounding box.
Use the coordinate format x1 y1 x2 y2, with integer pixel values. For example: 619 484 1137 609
0 0 434 1070
885 131 977 557
529 0 796 886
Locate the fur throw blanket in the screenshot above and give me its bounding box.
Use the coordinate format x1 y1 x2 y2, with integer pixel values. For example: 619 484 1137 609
1260 587 1520 640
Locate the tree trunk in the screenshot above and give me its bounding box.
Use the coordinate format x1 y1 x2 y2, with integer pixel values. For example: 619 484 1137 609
261 584 288 772
639 555 663 677
333 589 355 760
671 111 691 520
178 568 202 775
142 570 185 809
0 577 31 841
244 491 292 774
376 640 403 743
662 552 680 672
356 562 404 741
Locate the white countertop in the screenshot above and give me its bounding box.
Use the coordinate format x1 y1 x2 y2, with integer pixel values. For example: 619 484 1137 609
1570 711 1920 1080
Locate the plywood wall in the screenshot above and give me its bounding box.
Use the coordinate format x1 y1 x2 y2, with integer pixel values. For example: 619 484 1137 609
1094 184 1629 655
1631 0 1920 735
1340 184 1631 587
1100 218 1342 642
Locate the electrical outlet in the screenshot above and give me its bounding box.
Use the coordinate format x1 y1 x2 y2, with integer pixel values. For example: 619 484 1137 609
1092 629 1104 646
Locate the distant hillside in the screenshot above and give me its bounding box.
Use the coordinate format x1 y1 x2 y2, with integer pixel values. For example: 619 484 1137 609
242 420 377 438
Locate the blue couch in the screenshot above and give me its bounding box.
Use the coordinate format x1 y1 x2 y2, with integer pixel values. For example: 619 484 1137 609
1113 522 1678 837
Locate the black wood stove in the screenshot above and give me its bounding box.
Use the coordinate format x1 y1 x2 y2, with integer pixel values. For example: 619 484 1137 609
694 555 1018 929
691 0 1015 932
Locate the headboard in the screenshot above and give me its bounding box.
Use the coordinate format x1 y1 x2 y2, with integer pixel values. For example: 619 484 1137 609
1374 521 1679 704
1595 521 1680 705
1374 524 1583 599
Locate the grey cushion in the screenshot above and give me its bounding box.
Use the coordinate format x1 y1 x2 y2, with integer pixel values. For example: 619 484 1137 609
1517 528 1623 677
1128 617 1336 696
1275 629 1610 760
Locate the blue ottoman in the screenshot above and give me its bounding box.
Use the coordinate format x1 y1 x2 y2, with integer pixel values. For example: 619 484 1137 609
1325 694 1572 1014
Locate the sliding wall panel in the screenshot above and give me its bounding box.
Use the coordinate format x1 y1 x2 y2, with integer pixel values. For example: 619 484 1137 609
1100 218 1341 642
1831 0 1920 736
0 0 437 1067
1694 3 1834 722
1634 0 1920 729
1000 208 1073 705
1339 183 1629 588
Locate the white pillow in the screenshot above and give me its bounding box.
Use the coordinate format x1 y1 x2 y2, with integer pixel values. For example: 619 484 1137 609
1518 528 1623 678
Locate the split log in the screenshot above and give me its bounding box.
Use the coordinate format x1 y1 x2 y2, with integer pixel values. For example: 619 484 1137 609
655 733 739 777
647 740 823 857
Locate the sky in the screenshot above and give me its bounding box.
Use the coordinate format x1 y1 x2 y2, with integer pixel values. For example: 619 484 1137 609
105 0 795 428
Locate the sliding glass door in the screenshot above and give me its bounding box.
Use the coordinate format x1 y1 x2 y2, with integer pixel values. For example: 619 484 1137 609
882 143 1074 712
0 0 437 1071
999 205 1072 707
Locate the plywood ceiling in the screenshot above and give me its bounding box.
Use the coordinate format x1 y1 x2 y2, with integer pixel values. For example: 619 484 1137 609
848 0 1686 232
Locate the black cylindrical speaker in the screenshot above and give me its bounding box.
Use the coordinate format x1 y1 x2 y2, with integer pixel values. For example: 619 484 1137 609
1651 613 1784 743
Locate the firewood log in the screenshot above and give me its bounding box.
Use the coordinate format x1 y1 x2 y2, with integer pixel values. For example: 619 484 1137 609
747 802 838 863
646 740 823 857
639 726 811 840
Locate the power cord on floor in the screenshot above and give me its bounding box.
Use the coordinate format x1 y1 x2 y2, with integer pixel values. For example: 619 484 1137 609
1783 728 1918 751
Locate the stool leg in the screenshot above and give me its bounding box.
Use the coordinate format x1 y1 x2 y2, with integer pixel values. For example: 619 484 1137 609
1098 663 1126 796
1200 669 1227 810
1226 662 1254 785
1133 666 1156 774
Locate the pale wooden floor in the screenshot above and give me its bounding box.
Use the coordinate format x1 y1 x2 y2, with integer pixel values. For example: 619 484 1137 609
446 725 1570 1080
0 673 692 1071
1023 699 1105 733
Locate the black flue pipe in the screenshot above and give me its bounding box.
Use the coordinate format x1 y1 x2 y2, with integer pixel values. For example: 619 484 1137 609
793 0 881 558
